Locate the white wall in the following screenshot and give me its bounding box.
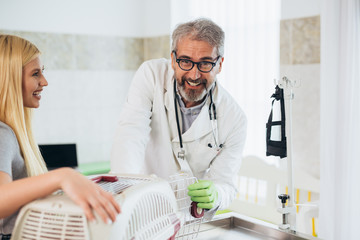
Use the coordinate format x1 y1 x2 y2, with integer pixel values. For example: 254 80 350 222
0 0 172 165
0 0 170 37
144 0 171 36
170 0 321 25
281 0 320 19
33 70 134 164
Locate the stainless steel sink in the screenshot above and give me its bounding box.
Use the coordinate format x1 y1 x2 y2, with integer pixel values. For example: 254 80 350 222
194 213 320 240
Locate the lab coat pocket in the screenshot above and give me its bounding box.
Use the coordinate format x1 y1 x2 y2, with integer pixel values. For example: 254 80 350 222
186 141 219 174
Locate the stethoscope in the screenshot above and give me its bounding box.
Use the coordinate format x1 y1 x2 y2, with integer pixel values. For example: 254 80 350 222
173 80 223 161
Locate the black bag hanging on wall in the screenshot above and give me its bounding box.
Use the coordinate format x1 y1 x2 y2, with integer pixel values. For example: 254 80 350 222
266 85 287 158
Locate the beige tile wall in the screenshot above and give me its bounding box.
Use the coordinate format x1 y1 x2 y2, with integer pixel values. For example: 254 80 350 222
144 35 171 61
0 30 170 70
280 16 320 65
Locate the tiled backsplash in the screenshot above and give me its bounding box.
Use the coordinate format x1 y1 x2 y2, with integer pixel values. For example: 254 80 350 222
0 30 170 70
280 16 320 65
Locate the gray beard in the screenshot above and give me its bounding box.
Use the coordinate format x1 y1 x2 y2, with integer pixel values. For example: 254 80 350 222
178 84 207 103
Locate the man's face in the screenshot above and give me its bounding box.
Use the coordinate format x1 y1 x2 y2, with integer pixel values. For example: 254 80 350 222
171 37 223 107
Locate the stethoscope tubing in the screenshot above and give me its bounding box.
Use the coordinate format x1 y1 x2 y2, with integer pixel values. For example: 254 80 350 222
173 80 222 161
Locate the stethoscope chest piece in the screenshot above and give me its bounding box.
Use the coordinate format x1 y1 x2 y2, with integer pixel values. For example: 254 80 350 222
178 149 185 160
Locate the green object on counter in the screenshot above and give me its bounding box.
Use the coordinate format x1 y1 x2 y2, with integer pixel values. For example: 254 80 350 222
215 209 232 215
78 161 110 176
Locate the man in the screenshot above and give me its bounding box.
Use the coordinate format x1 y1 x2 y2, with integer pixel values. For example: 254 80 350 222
111 18 247 216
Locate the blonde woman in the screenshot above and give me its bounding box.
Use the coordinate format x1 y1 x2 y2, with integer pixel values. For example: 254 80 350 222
0 35 120 239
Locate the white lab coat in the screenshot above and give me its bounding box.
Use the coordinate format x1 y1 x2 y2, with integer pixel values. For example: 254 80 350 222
111 59 247 210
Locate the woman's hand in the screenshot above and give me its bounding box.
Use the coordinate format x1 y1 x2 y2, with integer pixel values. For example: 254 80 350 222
55 168 121 223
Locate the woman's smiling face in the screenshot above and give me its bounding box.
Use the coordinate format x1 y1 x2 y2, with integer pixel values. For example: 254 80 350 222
22 57 48 108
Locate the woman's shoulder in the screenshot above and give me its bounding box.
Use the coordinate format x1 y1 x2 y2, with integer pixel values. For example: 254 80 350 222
0 120 15 134
0 121 17 143
0 120 25 179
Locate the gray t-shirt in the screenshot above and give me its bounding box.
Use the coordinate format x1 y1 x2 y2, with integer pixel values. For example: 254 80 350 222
178 96 206 133
0 121 27 235
175 83 211 133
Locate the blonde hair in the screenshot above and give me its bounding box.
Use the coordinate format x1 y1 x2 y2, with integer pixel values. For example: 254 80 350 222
0 35 47 176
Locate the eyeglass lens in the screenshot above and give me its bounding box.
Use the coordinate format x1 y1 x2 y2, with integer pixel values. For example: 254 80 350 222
179 59 214 72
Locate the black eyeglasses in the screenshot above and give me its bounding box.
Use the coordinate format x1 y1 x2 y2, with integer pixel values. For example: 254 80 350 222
173 51 220 73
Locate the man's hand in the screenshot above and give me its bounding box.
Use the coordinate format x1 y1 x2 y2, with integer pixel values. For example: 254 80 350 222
187 180 218 209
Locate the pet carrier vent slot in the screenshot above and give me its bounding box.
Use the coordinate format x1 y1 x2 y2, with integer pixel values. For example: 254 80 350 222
19 209 88 240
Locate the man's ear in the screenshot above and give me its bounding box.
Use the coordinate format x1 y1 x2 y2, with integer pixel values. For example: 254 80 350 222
218 57 224 73
171 51 176 70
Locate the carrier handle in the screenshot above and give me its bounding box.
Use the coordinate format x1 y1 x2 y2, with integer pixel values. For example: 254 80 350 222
91 175 118 183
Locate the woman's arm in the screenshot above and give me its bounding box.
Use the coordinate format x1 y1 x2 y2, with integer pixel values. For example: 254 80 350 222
0 168 121 223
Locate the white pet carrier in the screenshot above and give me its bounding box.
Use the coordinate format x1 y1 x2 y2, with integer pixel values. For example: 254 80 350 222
11 174 182 240
168 173 204 240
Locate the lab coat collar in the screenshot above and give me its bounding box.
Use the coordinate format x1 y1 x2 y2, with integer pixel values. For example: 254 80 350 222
181 96 213 142
164 73 179 142
164 60 175 112
164 79 174 113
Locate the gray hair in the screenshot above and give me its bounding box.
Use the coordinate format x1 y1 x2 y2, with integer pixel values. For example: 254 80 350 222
171 18 225 57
